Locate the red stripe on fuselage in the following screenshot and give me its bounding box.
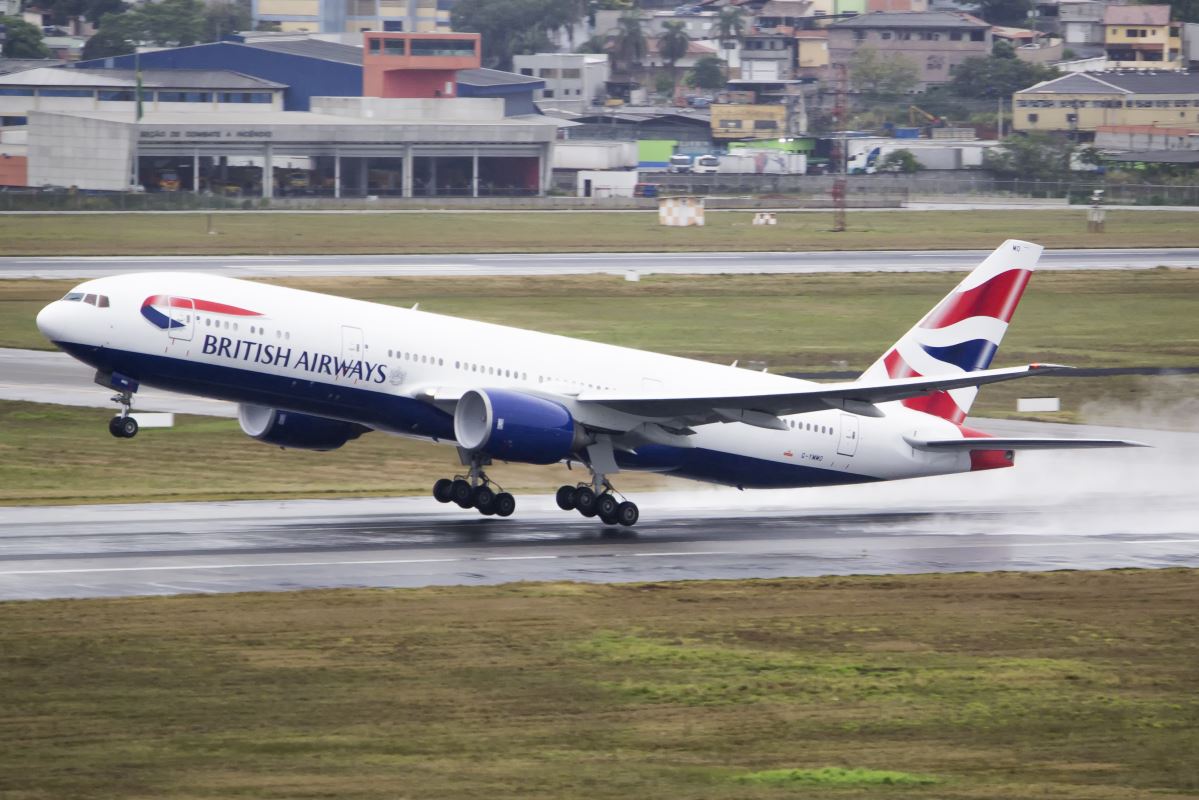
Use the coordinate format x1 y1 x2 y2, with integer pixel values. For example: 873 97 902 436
920 268 1031 330
143 295 262 317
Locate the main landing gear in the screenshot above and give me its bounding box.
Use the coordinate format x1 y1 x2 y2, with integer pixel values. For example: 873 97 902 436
107 389 138 439
431 455 515 518
555 479 639 527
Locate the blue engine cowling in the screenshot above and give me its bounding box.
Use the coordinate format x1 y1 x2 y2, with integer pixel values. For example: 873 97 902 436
453 389 581 464
238 404 369 451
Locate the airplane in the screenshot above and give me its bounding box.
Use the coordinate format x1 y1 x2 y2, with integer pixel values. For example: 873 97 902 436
35 239 1145 527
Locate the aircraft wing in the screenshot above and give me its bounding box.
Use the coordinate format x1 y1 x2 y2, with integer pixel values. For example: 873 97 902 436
575 363 1071 426
906 437 1150 450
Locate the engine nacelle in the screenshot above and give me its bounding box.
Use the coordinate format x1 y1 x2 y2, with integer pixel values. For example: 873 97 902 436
238 404 368 451
454 389 583 464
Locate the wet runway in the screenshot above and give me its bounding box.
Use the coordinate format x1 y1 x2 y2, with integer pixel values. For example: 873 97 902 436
2 420 1194 600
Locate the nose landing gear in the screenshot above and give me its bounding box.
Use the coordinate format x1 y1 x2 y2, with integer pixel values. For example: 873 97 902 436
107 390 138 439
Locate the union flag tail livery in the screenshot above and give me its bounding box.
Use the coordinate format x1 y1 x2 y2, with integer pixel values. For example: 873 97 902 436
858 239 1040 424
35 239 1147 526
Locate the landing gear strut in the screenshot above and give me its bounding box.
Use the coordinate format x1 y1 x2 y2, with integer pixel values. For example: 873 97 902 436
107 389 138 439
432 452 515 518
555 472 639 527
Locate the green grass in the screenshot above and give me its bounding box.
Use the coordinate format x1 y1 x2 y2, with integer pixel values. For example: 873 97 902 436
736 767 940 787
0 570 1196 799
7 270 1199 370
2 209 1199 255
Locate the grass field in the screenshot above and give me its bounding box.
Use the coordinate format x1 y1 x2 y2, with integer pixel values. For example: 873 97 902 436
1 570 1196 799
3 209 1199 255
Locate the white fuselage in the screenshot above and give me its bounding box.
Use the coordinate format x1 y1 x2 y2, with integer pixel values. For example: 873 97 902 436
36 272 974 489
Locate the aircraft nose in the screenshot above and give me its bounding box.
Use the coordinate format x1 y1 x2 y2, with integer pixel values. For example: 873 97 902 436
36 300 71 343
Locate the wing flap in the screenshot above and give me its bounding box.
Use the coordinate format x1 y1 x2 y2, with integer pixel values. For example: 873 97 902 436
576 363 1070 420
906 437 1150 451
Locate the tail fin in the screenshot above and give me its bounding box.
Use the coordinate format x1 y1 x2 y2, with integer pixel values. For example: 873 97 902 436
858 239 1043 424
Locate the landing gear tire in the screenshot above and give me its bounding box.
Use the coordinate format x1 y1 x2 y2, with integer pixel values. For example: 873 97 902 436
555 485 577 511
432 478 454 504
109 415 138 439
493 492 516 518
599 508 619 526
616 501 640 527
472 485 495 515
595 493 619 519
451 478 474 508
574 486 597 517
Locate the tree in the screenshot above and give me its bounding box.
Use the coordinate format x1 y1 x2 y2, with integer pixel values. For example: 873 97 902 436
983 132 1074 180
86 0 205 48
452 0 585 70
992 38 1016 59
0 16 51 58
1165 0 1199 22
950 55 1058 99
658 19 690 99
38 0 125 26
688 55 724 90
610 11 647 77
849 46 919 98
203 0 251 41
80 18 133 59
958 0 1034 26
713 5 743 68
879 149 923 173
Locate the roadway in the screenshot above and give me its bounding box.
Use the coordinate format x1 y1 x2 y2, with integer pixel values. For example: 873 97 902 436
0 419 1193 601
3 247 1199 279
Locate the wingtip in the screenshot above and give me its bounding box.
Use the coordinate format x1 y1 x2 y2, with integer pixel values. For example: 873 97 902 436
1029 362 1073 372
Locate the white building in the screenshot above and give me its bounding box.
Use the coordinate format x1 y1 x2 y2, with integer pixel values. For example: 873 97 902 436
512 53 609 113
0 67 286 126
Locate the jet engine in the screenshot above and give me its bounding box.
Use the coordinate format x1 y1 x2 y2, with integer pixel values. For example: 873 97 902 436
238 404 369 451
454 389 586 464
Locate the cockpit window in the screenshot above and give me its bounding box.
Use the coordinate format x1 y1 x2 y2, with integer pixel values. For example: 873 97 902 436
97 295 110 308
84 294 97 305
63 292 84 302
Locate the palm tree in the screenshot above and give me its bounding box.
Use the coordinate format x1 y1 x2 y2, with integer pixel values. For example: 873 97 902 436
658 19 690 101
714 5 744 74
612 11 647 79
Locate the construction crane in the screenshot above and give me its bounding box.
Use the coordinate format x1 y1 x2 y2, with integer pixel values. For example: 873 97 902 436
909 105 946 128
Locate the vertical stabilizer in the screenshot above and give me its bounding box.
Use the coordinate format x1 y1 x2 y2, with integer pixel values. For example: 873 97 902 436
858 239 1043 423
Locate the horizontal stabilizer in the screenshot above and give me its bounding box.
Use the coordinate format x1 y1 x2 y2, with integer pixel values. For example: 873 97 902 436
905 436 1150 451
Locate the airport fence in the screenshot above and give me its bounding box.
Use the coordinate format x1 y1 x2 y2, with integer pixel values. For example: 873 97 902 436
3 175 1198 210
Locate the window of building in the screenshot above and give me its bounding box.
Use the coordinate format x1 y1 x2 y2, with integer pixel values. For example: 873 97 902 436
561 68 581 78
1028 113 1039 123
950 31 962 40
880 31 892 39
158 91 212 102
539 68 559 78
853 30 865 41
519 67 533 75
970 30 985 41
98 90 134 101
753 119 778 129
719 119 743 128
39 88 94 98
897 31 911 40
411 38 475 56
0 88 35 96
368 38 381 53
219 92 272 103
383 38 406 55
543 89 554 98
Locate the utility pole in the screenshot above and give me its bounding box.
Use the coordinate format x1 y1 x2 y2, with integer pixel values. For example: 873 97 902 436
830 63 848 233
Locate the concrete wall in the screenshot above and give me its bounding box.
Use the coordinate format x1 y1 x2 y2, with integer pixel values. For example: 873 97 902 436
28 112 132 191
312 95 506 121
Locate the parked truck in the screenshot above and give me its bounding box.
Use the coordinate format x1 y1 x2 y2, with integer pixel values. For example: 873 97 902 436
715 150 807 175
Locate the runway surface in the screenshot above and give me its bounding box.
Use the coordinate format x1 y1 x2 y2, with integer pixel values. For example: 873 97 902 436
1 420 1194 601
4 248 1199 279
